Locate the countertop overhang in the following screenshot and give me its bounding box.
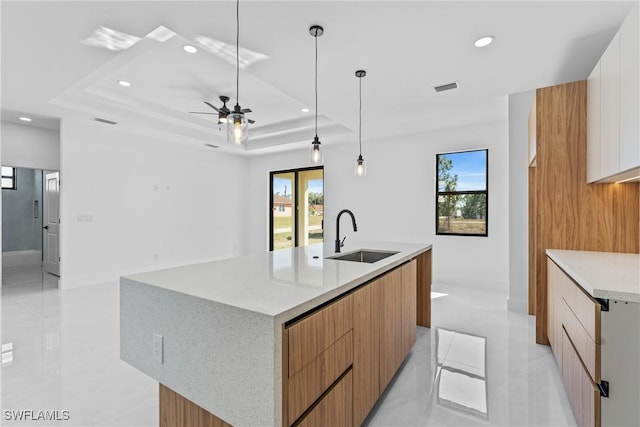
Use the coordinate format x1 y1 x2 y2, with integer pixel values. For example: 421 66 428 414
546 249 640 303
123 240 431 323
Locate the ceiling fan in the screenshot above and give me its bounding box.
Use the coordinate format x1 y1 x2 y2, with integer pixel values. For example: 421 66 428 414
189 95 254 124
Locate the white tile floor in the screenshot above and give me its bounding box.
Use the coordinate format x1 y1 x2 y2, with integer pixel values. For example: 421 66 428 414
1 267 577 426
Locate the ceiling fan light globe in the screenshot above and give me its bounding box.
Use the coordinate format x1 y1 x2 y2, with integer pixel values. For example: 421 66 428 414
227 112 248 145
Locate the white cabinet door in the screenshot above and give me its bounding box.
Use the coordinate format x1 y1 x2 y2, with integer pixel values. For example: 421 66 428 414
600 31 621 179
619 3 639 173
587 61 601 183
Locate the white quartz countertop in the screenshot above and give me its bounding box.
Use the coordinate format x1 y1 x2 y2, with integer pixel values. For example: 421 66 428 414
546 249 640 303
124 240 431 322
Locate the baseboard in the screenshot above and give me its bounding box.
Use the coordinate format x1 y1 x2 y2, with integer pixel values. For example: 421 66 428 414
2 250 42 270
507 297 528 314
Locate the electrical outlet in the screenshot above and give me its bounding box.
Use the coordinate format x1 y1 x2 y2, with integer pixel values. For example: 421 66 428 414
153 333 163 363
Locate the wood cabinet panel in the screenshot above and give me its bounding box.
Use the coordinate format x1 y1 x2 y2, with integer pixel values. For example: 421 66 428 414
528 166 537 315
416 250 431 327
160 384 231 427
533 81 639 345
547 259 563 366
296 370 353 427
402 260 417 356
561 273 601 345
562 329 601 427
288 294 353 377
379 266 403 392
288 331 353 424
352 279 381 426
563 299 601 383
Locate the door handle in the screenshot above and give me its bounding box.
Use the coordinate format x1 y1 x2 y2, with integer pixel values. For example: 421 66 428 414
42 225 49 230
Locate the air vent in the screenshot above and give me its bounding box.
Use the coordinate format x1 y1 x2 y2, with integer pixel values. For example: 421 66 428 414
204 143 219 149
94 117 117 125
434 82 459 93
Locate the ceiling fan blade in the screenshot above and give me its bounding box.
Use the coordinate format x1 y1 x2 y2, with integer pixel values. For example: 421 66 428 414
204 101 221 112
189 112 217 115
241 108 252 113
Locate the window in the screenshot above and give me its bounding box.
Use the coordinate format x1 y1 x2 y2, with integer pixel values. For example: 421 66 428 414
436 149 488 236
270 167 323 251
1 166 17 190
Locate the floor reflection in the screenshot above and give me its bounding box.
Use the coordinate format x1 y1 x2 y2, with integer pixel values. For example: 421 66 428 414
435 327 488 419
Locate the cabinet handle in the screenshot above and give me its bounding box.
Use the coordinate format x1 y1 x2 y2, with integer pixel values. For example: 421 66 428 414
598 380 609 398
595 298 609 311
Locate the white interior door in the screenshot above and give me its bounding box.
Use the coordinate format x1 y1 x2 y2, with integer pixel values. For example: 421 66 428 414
43 172 60 276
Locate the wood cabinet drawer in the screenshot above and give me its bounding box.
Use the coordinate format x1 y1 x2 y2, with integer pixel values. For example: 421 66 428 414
288 294 353 377
562 328 601 427
563 299 601 383
555 263 601 344
287 330 353 424
295 370 353 427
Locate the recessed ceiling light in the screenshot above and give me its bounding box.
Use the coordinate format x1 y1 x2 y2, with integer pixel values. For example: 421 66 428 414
474 36 494 48
18 116 32 122
183 44 198 54
301 108 310 113
117 80 131 87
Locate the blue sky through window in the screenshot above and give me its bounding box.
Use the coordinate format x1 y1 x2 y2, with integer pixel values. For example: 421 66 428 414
439 150 487 192
273 177 323 197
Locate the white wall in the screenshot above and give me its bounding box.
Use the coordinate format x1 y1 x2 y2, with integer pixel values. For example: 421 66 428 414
508 91 534 313
59 119 249 288
1 121 60 170
248 121 510 291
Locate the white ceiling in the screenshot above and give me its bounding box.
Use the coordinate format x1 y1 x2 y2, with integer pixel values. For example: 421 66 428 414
1 1 635 155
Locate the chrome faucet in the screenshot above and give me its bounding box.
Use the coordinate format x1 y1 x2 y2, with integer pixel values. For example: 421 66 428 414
335 209 358 253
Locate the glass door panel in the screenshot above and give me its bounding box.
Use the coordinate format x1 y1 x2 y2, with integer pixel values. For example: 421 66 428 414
271 172 295 250
298 169 324 247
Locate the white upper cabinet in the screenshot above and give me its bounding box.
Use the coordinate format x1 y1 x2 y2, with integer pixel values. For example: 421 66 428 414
587 4 640 183
619 3 640 174
587 61 601 183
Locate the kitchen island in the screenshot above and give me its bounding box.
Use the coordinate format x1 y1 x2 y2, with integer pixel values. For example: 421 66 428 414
120 241 432 426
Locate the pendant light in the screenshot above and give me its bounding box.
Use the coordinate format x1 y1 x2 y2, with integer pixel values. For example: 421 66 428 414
309 25 323 164
355 70 367 176
227 0 251 145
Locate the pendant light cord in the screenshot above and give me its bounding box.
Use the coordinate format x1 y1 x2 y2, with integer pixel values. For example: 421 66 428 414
314 33 318 138
236 0 240 106
358 76 362 156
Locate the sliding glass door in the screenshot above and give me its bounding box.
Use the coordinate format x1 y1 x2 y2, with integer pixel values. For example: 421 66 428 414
270 167 323 251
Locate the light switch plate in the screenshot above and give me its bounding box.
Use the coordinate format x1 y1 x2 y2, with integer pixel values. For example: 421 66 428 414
152 333 163 363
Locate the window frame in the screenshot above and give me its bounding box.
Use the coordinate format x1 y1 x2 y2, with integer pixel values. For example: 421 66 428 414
435 149 489 237
1 166 17 190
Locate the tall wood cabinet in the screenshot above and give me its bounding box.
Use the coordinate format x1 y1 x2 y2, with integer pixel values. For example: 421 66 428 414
528 81 639 345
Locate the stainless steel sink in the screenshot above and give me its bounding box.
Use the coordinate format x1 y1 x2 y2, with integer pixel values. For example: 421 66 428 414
328 249 399 263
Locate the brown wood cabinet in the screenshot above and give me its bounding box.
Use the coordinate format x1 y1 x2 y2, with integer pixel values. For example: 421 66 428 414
528 81 639 345
548 258 603 427
159 384 232 427
284 257 423 427
296 370 353 427
352 277 381 426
